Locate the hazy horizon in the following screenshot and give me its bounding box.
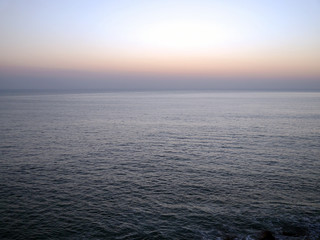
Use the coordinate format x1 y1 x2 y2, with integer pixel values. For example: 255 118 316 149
1 68 320 91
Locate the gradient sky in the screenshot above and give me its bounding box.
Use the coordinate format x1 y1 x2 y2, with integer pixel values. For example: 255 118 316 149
0 0 320 90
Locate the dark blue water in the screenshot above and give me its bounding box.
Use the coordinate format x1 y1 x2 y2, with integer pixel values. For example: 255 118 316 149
0 91 319 239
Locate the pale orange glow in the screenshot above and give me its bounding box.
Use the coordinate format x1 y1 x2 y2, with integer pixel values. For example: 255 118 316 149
1 0 320 88
1 44 319 79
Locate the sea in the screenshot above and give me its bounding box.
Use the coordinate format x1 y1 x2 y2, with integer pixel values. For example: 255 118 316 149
0 90 319 240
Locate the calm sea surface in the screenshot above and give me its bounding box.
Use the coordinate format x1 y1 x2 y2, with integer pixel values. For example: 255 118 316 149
0 91 319 239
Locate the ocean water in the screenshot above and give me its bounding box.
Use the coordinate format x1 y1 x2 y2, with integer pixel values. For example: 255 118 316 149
0 90 319 240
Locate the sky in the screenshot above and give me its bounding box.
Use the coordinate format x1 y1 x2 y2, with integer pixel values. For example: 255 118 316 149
0 0 319 90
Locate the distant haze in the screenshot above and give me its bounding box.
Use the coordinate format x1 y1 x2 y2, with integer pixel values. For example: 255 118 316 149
0 0 319 90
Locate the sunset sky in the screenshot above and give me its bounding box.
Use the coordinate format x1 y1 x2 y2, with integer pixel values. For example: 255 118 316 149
0 0 319 90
